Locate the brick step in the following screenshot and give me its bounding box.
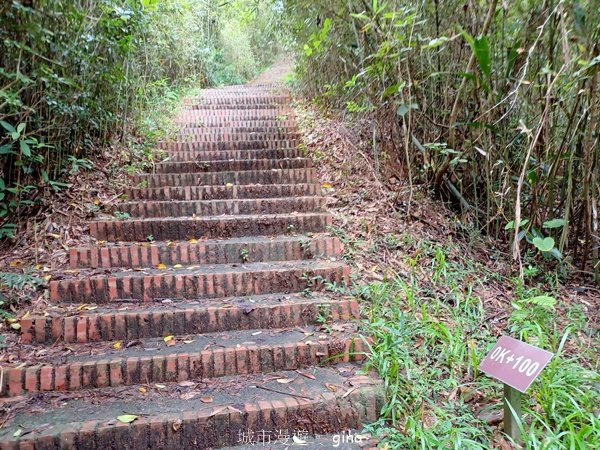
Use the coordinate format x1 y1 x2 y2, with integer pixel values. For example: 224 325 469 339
126 183 320 201
4 325 364 396
174 131 300 142
184 95 291 105
177 126 298 136
158 139 299 151
50 260 349 303
153 158 311 174
21 294 359 344
115 197 325 219
90 212 330 241
160 148 304 162
69 235 342 269
186 104 292 111
177 110 294 120
178 119 295 128
0 366 382 449
131 168 315 189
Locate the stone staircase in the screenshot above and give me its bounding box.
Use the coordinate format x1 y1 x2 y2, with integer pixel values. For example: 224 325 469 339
0 82 381 449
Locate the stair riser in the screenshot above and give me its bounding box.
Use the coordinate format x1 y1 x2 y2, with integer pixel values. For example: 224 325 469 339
117 197 324 218
186 104 292 111
90 214 330 241
177 110 294 120
70 236 341 269
154 158 311 174
131 168 316 189
177 126 297 135
178 120 296 128
4 338 365 397
158 139 299 151
174 131 300 142
184 95 291 105
50 265 349 303
161 149 304 162
21 299 359 344
126 184 320 201
0 387 382 449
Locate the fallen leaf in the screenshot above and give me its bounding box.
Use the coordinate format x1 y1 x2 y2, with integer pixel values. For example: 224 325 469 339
156 263 167 270
183 340 195 344
276 378 294 384
163 335 174 343
188 239 198 244
296 370 316 380
178 381 196 387
113 341 122 349
322 183 332 189
10 323 21 331
172 419 182 432
200 396 213 403
325 384 337 392
181 391 197 400
12 428 21 438
139 387 147 394
9 260 23 267
173 264 182 269
117 415 138 424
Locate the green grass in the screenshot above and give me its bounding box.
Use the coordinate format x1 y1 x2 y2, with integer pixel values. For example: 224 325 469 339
355 241 600 449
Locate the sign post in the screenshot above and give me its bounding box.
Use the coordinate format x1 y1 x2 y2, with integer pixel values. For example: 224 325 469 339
503 384 522 441
479 336 554 442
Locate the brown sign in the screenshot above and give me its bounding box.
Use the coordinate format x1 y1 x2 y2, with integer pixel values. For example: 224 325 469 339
479 335 554 393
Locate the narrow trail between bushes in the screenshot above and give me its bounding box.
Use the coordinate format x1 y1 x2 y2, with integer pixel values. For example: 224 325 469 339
0 63 382 449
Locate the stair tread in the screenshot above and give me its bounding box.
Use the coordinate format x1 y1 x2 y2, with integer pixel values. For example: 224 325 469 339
76 233 333 250
31 292 356 319
0 366 381 443
14 323 359 366
92 211 331 223
117 195 322 207
55 259 347 280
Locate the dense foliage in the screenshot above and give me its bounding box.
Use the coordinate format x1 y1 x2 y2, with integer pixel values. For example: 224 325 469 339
284 0 600 284
0 0 281 239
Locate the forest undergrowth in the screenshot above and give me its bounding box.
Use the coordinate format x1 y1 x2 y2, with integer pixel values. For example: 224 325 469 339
293 98 599 449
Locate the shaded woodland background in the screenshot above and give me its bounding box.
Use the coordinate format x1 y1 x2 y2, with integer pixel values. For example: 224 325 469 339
1 0 599 282
284 0 600 284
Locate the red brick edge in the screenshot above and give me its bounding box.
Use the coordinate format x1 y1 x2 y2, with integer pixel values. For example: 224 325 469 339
0 385 383 449
3 337 367 397
21 299 359 344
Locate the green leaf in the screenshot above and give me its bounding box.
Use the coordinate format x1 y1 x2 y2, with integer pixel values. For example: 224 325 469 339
117 414 138 424
0 144 12 155
473 36 491 77
532 236 555 252
19 140 31 157
505 219 529 230
0 120 16 135
523 295 556 309
543 218 566 229
396 103 418 116
381 83 400 99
